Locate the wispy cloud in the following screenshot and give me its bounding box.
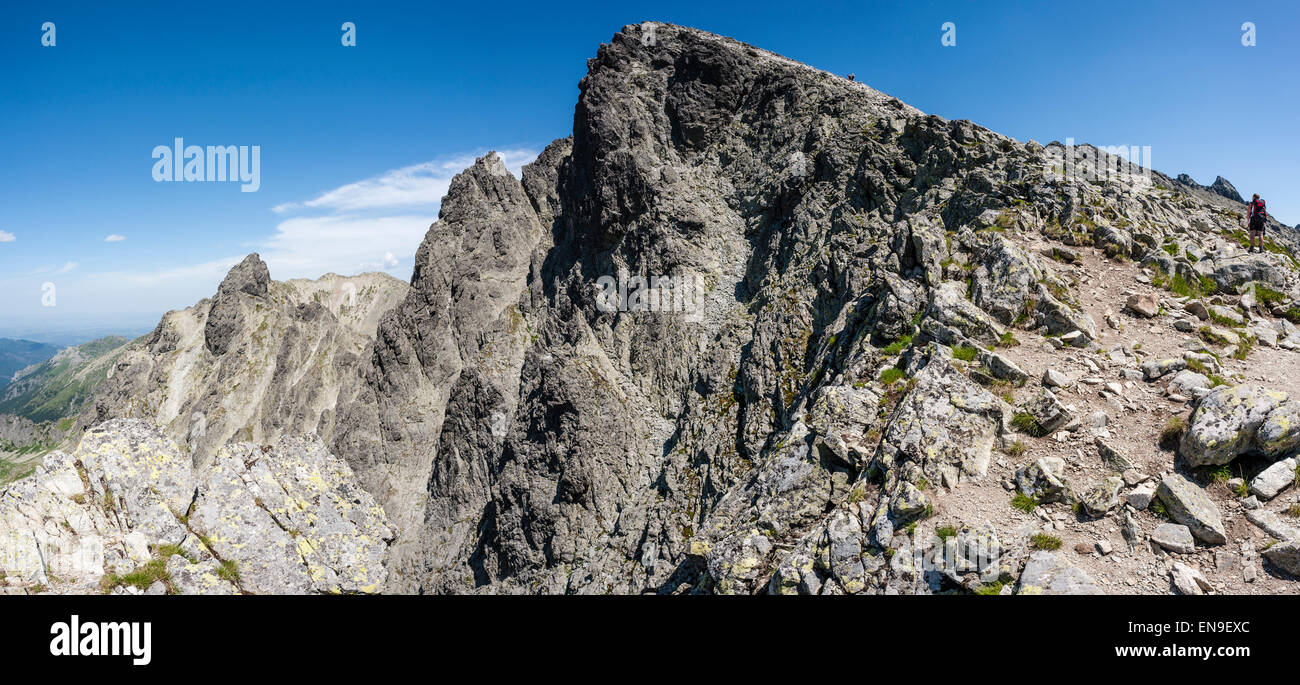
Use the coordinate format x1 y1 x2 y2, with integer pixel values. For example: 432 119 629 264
105 234 126 242
13 148 540 325
90 256 245 288
261 147 539 279
256 214 433 279
0 230 14 242
272 148 538 214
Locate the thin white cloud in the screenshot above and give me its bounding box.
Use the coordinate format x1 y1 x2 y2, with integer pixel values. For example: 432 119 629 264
12 148 539 325
0 230 14 242
105 234 127 242
258 214 430 279
258 147 540 280
272 148 539 214
91 256 244 288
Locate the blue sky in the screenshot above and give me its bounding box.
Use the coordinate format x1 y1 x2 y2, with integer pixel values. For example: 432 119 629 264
1 0 1296 338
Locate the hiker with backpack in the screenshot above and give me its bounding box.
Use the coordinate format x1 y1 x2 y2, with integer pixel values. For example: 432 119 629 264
1247 193 1268 253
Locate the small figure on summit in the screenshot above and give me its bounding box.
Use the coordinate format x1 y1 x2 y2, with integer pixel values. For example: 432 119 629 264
1247 193 1268 253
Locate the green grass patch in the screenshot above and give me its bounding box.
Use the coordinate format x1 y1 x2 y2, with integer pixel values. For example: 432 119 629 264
1029 533 1062 551
1011 412 1047 437
1255 284 1287 308
1198 326 1233 347
1205 464 1233 483
216 560 241 585
882 334 912 356
879 367 906 386
952 346 979 362
1151 267 1216 299
1232 336 1255 361
1011 493 1038 513
101 558 171 593
1159 416 1186 449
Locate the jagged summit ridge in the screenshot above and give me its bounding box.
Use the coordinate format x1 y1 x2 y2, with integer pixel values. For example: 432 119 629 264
84 258 408 469
1176 173 1244 204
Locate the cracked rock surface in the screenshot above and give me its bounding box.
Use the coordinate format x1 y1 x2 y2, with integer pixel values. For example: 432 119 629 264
0 419 390 594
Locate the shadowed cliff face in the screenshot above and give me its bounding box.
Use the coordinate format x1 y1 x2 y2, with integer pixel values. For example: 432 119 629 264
331 23 1300 595
325 24 1069 593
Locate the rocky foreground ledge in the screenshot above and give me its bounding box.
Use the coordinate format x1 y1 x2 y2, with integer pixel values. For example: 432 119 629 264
0 419 392 594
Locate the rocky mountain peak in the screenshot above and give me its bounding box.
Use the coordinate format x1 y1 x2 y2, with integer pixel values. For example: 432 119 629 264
204 253 272 355
218 253 271 299
1176 173 1245 204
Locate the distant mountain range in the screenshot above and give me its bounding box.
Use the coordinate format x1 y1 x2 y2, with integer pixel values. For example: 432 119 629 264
0 327 151 349
0 338 60 392
0 335 133 424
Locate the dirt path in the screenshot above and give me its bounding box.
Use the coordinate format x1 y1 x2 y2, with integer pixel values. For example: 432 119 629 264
917 235 1300 594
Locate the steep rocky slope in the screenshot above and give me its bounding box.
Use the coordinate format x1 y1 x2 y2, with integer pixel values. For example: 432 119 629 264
84 259 408 469
341 23 1298 594
0 335 131 424
0 339 60 393
0 419 390 594
7 23 1300 595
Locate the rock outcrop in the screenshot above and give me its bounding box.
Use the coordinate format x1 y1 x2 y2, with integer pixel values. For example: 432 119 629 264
1175 174 1243 203
1180 384 1300 467
0 419 391 594
85 267 407 469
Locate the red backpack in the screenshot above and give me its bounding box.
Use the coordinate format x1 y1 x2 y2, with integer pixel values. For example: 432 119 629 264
1250 198 1267 227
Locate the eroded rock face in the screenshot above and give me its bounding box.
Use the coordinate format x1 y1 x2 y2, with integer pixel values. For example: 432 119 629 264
84 265 407 470
205 254 271 356
0 419 391 594
872 345 1007 490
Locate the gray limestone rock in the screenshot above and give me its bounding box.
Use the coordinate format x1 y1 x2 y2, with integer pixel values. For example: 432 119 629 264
1156 474 1226 545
